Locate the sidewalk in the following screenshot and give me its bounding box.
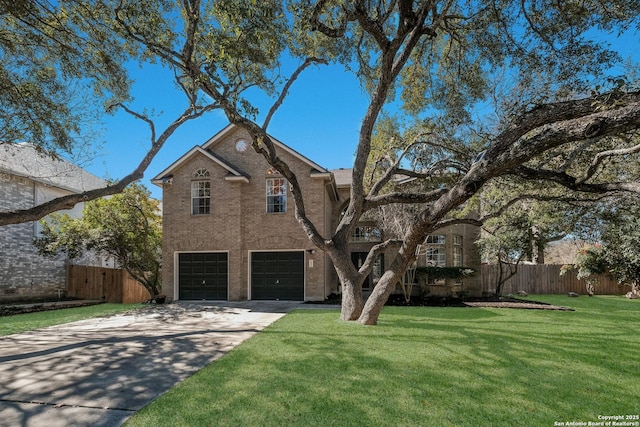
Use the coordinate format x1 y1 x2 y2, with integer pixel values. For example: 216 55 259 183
0 301 300 427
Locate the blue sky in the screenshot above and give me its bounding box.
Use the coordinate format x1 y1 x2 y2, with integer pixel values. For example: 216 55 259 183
89 60 370 199
84 26 639 201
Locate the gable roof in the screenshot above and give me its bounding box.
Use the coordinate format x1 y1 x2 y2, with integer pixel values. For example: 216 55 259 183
0 143 106 193
202 124 330 174
151 146 250 185
152 124 341 194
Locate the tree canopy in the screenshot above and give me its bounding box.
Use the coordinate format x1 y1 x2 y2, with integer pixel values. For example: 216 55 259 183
0 0 130 154
3 1 640 324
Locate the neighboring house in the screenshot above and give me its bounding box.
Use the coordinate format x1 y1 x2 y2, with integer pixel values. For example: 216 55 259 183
152 124 481 302
0 143 107 299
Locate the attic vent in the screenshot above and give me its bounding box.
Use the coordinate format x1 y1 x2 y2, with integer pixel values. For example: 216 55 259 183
193 168 210 178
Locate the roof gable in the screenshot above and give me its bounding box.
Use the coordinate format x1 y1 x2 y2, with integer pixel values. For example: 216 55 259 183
202 124 330 174
151 146 249 185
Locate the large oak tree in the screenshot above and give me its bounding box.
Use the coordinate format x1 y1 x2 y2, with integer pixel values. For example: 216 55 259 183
3 1 640 324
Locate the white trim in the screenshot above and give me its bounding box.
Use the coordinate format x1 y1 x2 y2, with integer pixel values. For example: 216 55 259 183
310 172 332 180
151 146 248 185
202 124 329 174
265 177 287 214
247 249 306 301
225 175 250 183
173 250 230 301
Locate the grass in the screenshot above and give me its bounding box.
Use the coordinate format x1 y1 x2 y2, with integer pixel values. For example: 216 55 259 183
0 303 141 336
126 295 640 427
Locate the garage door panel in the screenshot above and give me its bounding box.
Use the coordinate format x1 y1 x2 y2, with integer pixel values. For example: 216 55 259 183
178 252 228 300
251 251 304 300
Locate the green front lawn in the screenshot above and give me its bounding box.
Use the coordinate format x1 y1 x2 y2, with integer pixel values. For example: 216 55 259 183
0 303 141 336
127 295 639 427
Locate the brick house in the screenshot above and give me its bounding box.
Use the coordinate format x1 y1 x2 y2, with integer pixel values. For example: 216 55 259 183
0 143 107 299
152 124 481 302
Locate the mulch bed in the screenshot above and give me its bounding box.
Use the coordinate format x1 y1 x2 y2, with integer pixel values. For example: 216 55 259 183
0 300 104 317
307 293 574 311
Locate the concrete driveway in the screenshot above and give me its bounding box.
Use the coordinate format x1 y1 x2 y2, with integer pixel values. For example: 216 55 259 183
0 301 300 427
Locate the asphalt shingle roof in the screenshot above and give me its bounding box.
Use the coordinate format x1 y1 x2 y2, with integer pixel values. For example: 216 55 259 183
0 143 106 192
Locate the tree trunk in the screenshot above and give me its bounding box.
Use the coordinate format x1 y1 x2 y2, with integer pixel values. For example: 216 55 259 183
357 243 417 325
340 278 364 321
328 248 365 320
534 234 546 264
358 269 402 325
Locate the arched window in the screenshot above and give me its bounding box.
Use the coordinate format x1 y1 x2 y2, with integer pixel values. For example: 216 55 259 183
193 168 210 178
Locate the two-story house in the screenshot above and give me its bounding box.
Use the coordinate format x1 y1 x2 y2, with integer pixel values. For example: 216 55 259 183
153 124 481 302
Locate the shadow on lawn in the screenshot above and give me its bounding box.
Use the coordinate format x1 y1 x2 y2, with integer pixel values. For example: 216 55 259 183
129 297 639 427
260 300 638 425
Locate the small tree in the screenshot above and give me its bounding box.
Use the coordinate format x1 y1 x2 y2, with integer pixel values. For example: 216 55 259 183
565 197 640 297
599 207 640 296
571 244 608 295
34 183 162 297
478 213 531 296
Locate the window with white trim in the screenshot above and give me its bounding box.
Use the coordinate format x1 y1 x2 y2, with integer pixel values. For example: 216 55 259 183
425 247 446 266
266 178 287 213
191 181 211 215
426 235 446 245
425 234 446 266
193 168 210 178
191 168 211 215
453 234 463 266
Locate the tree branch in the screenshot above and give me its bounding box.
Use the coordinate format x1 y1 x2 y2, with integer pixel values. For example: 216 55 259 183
478 192 610 224
365 188 448 210
262 57 327 129
512 166 640 193
359 238 403 276
0 104 207 226
369 139 424 196
577 136 640 184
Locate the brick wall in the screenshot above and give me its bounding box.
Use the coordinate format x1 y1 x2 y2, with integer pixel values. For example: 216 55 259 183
161 128 330 301
0 173 67 297
0 172 103 299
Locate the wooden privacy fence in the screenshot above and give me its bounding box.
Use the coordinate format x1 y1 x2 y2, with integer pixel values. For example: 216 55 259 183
480 264 626 295
67 264 152 303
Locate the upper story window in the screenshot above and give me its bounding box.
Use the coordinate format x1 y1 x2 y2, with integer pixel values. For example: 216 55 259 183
266 178 287 213
351 226 382 243
425 234 446 266
426 247 446 266
191 168 210 215
426 235 446 245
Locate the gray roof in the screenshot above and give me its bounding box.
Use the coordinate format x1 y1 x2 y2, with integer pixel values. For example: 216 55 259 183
0 143 106 192
331 168 353 187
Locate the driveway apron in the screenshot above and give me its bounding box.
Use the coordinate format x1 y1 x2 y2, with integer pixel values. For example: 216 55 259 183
0 301 299 427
